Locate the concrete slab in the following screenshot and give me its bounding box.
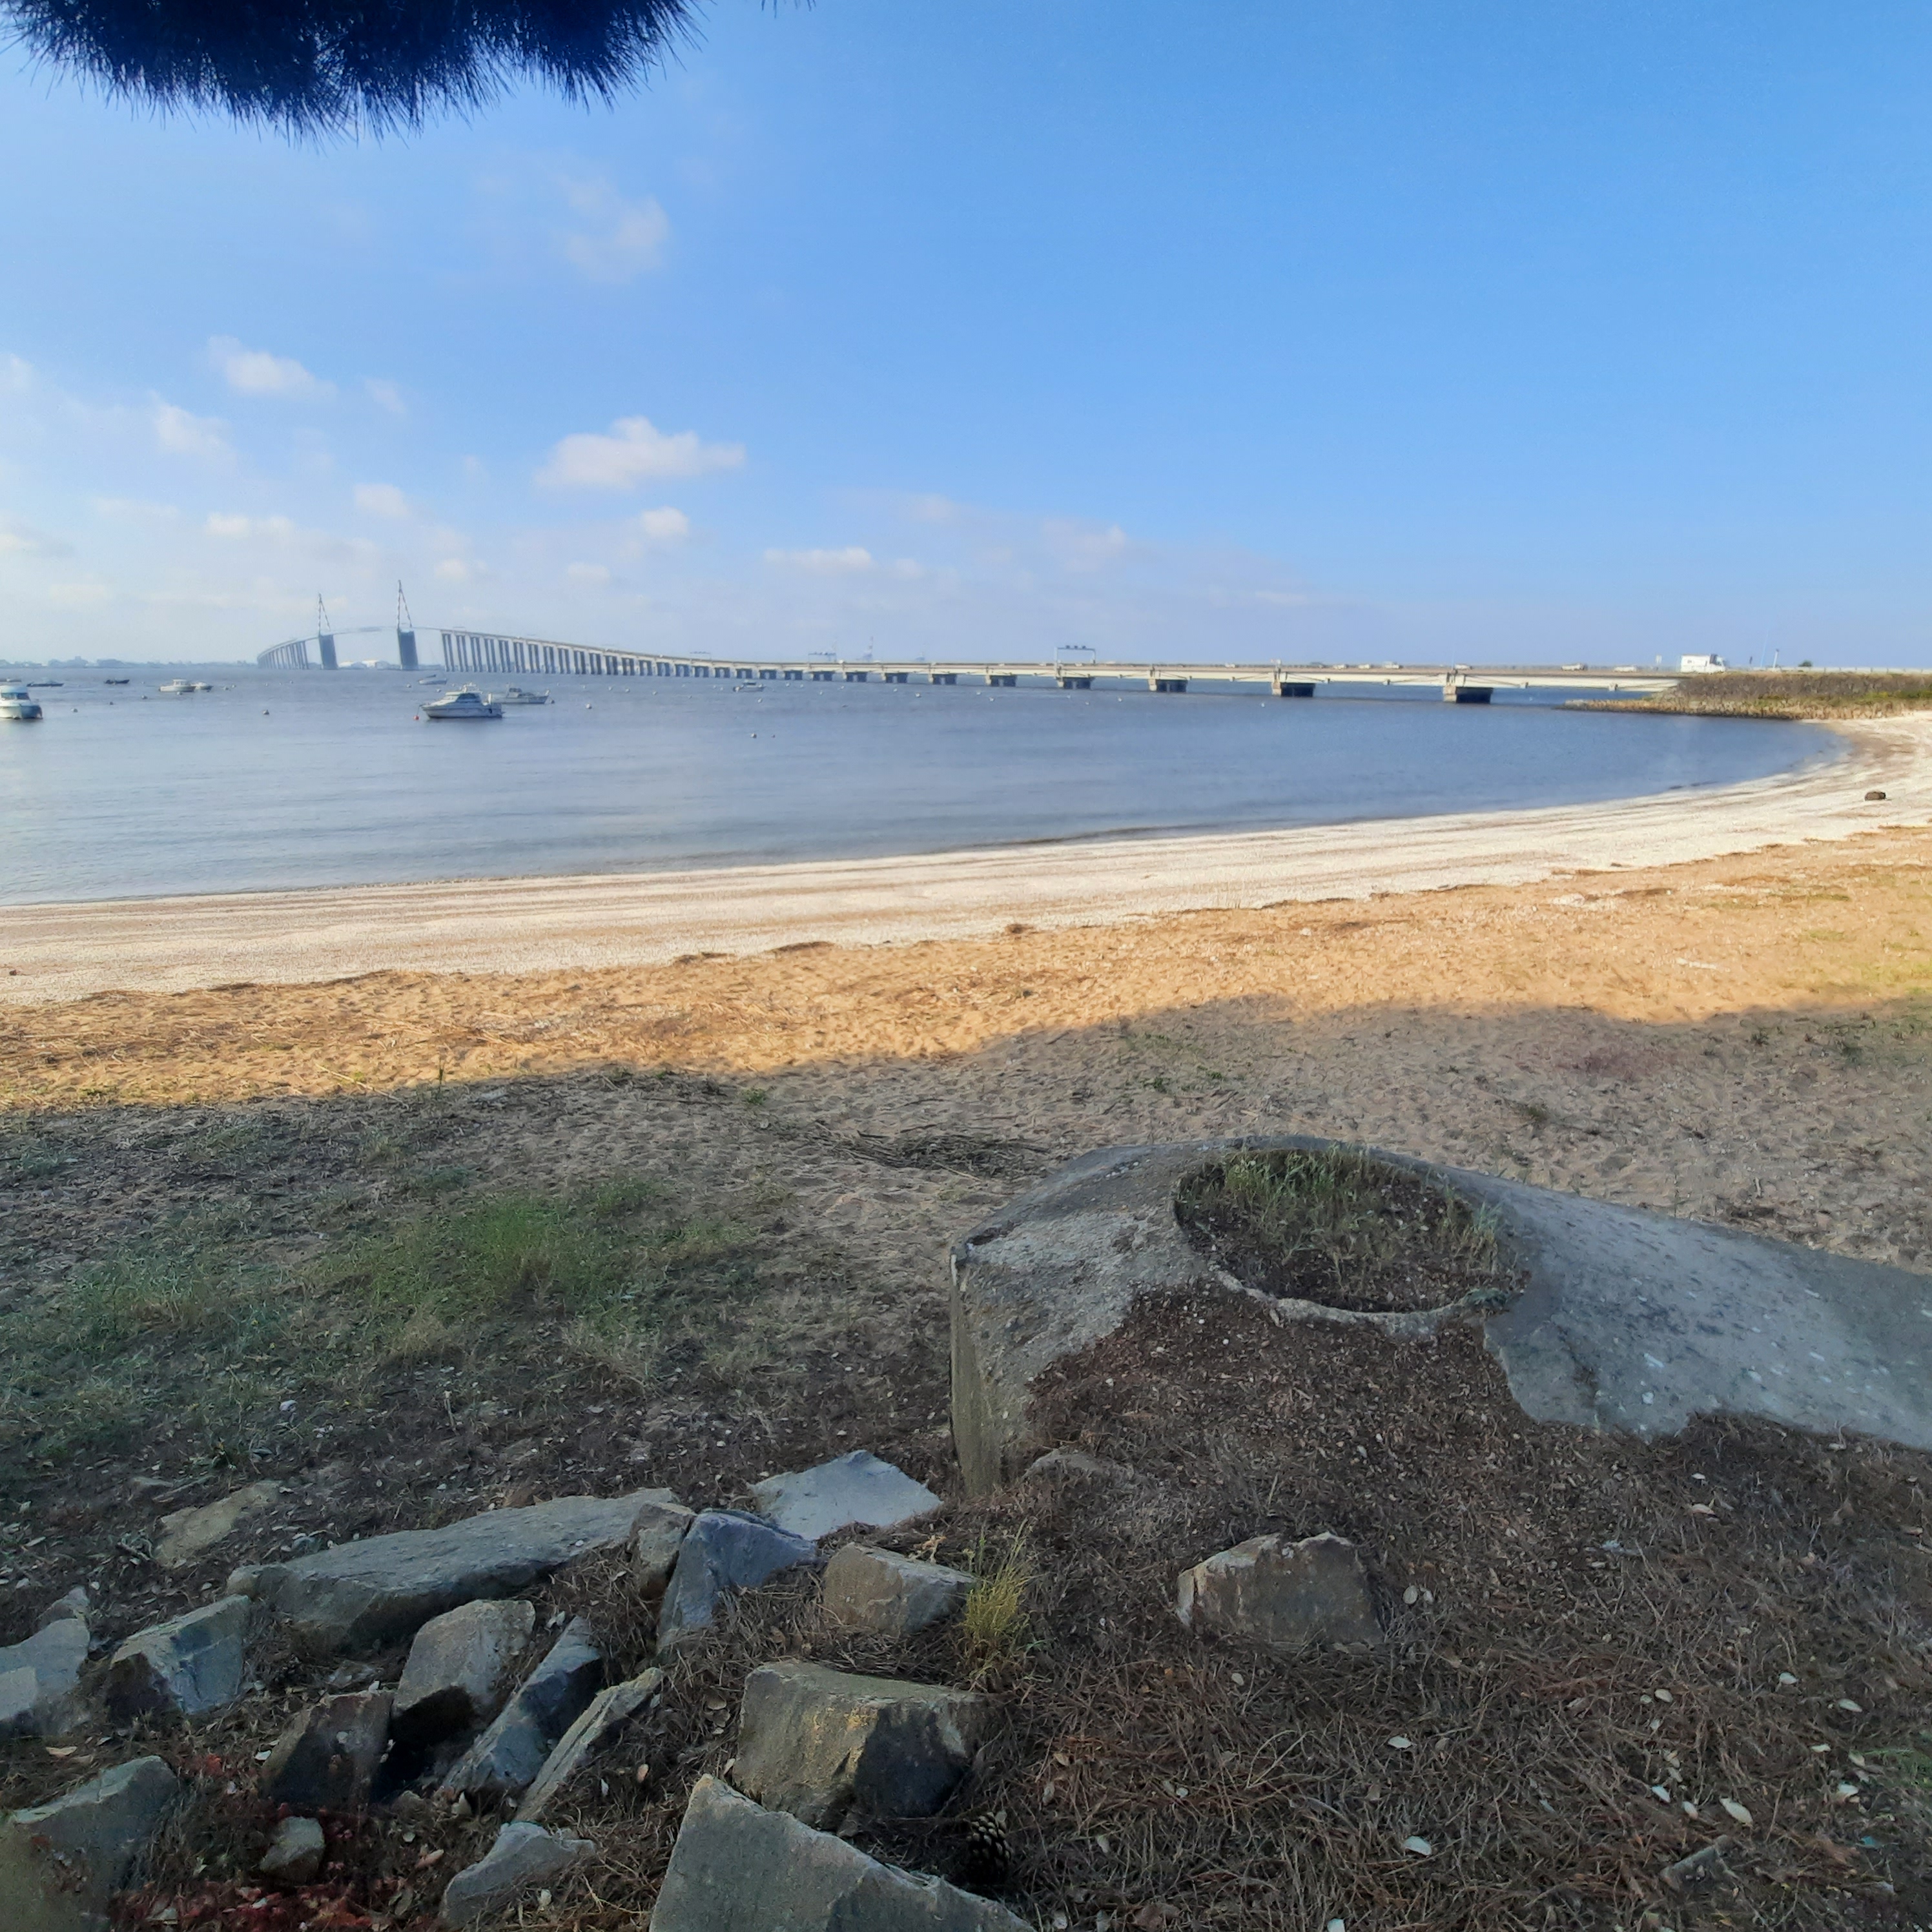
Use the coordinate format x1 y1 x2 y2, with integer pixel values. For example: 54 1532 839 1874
951 1138 1932 1490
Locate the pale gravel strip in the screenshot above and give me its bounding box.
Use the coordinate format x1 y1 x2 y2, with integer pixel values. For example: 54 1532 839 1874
4 717 1927 1005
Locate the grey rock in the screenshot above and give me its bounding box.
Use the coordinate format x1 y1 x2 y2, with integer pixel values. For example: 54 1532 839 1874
951 1137 1932 1492
36 1587 89 1631
734 1660 989 1831
260 1691 391 1813
650 1775 1029 1932
230 1488 679 1652
259 1815 325 1886
0 1618 90 1739
105 1594 250 1723
440 1822 595 1927
438 1616 604 1804
822 1547 972 1638
630 1498 695 1598
1020 1449 1140 1486
657 1511 819 1652
516 1669 662 1823
1176 1531 1380 1650
750 1452 942 1543
392 1598 534 1749
156 1480 281 1570
0 1755 180 1932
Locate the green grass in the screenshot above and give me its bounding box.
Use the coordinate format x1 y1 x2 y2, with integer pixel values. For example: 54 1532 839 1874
1177 1146 1500 1282
961 1528 1034 1675
0 1178 771 1474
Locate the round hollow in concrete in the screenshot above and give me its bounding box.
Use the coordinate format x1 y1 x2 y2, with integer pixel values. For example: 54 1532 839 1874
1173 1146 1497 1315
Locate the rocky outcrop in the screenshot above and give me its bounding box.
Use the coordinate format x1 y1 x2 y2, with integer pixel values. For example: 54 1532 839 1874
516 1669 662 1824
391 1598 533 1749
650 1776 1029 1932
260 1691 391 1812
0 1756 180 1932
229 1489 680 1652
656 1512 819 1652
441 1822 595 1927
749 1453 942 1543
733 1661 989 1831
259 1815 325 1886
439 1617 604 1804
822 1547 973 1638
0 1618 89 1739
1176 1531 1380 1650
952 1137 1932 1491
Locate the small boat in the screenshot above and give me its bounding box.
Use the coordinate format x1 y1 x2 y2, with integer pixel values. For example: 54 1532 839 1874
424 686 504 721
158 678 196 695
192 681 213 692
104 677 130 686
0 682 43 721
491 686 552 706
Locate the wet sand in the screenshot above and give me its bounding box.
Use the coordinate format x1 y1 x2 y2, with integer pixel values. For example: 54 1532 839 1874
1 715 1925 1004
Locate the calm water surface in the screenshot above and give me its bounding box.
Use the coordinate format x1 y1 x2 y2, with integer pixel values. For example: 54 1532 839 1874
0 668 1836 905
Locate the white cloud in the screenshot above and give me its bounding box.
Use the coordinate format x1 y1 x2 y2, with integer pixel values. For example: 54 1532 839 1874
364 378 407 417
905 493 961 524
636 506 690 542
353 482 411 519
205 511 294 540
765 545 877 575
2 354 32 394
0 515 74 559
558 176 672 284
45 579 112 607
566 561 611 586
1043 519 1131 571
536 416 744 490
436 557 473 582
207 336 333 400
152 400 232 460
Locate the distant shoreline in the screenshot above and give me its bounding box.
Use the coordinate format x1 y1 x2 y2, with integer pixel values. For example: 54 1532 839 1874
2 715 1926 1005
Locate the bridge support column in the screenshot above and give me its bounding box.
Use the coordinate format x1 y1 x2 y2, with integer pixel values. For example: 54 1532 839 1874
1444 683 1493 703
1150 675 1187 693
1057 675 1093 690
318 633 337 670
1273 680 1315 697
987 673 1017 687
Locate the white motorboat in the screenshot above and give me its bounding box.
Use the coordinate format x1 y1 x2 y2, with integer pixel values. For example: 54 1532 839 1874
424 686 504 721
158 678 196 695
491 686 552 706
0 682 43 721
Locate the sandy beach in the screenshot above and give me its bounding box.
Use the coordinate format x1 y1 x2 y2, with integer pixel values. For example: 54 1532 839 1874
2 713 1926 1004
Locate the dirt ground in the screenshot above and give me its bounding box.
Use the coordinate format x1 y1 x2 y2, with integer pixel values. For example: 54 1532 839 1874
1 824 1929 1927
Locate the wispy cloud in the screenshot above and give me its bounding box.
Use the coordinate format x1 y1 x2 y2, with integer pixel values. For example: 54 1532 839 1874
557 175 671 284
536 416 744 490
636 506 690 542
151 399 233 460
207 336 333 400
353 482 412 519
765 544 877 575
1042 518 1131 571
0 515 74 559
364 378 407 417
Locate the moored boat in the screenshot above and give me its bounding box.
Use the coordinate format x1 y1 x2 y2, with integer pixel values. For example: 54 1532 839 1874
491 686 552 706
424 686 504 721
0 682 43 721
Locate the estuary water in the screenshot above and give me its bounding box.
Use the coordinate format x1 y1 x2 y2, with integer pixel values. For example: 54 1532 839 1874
0 666 1835 907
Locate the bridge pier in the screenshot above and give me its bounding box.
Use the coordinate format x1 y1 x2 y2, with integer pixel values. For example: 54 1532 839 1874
1150 675 1187 693
317 633 337 670
1273 680 1315 697
1444 683 1493 703
1057 675 1093 690
931 672 957 684
988 673 1017 687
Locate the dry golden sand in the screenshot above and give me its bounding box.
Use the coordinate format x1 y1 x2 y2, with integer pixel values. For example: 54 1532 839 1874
6 820 1930 1277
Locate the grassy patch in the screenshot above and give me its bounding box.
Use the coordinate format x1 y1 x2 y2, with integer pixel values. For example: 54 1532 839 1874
1590 669 1932 719
1175 1145 1501 1313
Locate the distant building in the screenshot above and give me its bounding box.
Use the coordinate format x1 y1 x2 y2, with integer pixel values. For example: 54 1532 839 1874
1678 653 1727 673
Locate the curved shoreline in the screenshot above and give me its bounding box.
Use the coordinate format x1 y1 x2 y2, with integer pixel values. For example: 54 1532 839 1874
3 717 1926 1005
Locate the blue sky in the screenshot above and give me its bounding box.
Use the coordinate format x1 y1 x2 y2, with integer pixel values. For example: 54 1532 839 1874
2 1 1929 665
